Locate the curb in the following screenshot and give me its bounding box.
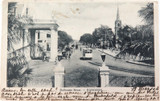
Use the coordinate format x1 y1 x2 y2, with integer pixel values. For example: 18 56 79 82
126 60 154 67
98 50 116 58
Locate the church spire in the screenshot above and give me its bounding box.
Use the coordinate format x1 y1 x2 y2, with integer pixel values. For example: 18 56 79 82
116 6 120 20
115 3 122 48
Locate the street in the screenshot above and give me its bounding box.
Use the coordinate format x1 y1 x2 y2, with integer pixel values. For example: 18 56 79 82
61 46 154 87
26 46 154 87
6 1 157 89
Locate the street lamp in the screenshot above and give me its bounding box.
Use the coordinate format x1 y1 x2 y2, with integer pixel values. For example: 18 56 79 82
101 53 106 67
99 51 110 87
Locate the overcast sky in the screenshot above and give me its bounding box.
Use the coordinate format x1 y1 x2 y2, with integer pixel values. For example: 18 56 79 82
21 1 147 40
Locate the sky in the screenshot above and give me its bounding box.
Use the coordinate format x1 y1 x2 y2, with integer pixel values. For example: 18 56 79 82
19 1 147 40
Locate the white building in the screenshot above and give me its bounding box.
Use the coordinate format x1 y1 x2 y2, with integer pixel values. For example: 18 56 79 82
35 30 51 52
8 3 59 62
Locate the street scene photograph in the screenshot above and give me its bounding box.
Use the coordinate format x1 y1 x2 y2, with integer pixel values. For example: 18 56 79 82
7 1 155 87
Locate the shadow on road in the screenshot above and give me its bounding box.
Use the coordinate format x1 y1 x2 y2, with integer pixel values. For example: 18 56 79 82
79 57 92 60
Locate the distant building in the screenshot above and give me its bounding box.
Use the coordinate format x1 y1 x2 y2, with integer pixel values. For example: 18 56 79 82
35 30 51 52
115 6 122 48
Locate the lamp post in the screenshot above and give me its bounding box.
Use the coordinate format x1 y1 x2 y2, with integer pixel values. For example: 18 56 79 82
99 52 110 87
100 53 109 70
101 53 106 67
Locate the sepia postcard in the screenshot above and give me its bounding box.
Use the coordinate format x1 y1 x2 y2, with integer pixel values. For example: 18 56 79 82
0 0 159 100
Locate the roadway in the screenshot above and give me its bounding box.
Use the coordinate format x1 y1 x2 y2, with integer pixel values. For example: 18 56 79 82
26 46 154 87
61 46 154 87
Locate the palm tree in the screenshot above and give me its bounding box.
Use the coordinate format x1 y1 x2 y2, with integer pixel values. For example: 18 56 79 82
136 3 154 60
7 2 33 87
116 3 154 62
139 3 153 26
7 55 32 87
138 3 154 42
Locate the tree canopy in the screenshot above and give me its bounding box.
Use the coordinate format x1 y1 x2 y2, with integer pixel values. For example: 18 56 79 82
58 30 73 50
92 25 114 45
116 3 154 60
79 25 115 48
79 33 93 44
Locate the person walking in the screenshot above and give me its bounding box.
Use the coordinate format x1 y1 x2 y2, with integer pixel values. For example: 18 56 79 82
65 45 70 59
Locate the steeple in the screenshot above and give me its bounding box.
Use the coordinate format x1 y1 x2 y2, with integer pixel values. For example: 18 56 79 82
116 6 120 20
115 4 122 48
26 7 28 17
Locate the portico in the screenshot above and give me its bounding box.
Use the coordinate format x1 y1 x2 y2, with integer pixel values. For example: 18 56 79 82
23 19 59 61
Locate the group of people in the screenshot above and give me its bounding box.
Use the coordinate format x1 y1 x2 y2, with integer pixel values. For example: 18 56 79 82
62 44 79 59
42 44 79 61
63 45 72 59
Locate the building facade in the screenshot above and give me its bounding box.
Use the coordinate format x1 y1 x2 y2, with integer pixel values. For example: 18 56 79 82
35 30 51 52
8 3 59 62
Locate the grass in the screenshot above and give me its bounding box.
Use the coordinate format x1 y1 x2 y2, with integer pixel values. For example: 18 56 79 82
51 66 154 87
64 67 99 87
109 76 154 87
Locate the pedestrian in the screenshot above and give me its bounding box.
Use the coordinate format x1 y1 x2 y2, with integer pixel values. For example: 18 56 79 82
42 51 46 61
76 44 78 49
68 51 71 59
65 45 71 59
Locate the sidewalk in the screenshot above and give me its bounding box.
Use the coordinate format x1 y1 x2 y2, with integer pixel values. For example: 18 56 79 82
97 48 119 57
27 60 55 87
97 48 154 67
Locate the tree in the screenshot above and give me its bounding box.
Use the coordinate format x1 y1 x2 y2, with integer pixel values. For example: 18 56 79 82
7 3 33 87
8 3 33 51
92 25 114 48
58 30 73 50
79 33 93 45
139 3 153 26
116 3 154 61
117 25 134 49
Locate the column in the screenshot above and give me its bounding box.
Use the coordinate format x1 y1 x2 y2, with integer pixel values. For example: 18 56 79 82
24 29 29 47
54 62 65 87
50 26 58 61
34 30 39 58
99 63 110 87
35 31 38 44
30 30 35 58
23 28 31 61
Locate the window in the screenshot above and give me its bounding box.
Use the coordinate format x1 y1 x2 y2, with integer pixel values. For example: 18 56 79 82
38 40 42 43
118 23 120 26
47 34 51 38
38 32 40 39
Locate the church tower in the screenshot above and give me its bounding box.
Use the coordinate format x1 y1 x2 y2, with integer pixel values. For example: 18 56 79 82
115 6 122 42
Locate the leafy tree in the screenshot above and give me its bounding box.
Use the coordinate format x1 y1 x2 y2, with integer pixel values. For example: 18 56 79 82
117 25 134 49
92 25 114 48
58 30 73 50
80 33 93 45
